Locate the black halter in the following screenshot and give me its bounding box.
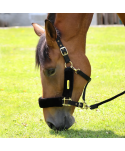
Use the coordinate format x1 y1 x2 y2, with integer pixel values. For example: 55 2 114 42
38 35 125 110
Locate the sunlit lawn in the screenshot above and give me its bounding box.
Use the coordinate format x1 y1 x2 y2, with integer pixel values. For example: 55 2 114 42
0 26 125 138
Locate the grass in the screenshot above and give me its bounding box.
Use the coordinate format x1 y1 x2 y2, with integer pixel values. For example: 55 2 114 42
0 26 125 138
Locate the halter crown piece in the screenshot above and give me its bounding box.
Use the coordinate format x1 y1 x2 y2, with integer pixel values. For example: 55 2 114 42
38 23 125 110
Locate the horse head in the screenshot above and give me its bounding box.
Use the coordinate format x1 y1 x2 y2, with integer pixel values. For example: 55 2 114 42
32 13 93 130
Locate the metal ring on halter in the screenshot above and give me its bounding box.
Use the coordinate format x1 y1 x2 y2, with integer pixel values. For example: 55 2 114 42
65 61 73 68
65 61 80 74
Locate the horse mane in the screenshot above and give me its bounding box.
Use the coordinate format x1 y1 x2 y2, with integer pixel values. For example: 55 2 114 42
47 13 61 36
47 13 56 25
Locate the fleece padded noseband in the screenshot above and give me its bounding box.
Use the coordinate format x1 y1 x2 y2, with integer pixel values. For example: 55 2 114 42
62 67 74 98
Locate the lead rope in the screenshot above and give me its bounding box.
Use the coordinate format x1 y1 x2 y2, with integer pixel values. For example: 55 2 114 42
89 91 125 109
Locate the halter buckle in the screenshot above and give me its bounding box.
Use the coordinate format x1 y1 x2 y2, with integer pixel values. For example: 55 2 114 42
60 47 68 56
62 97 72 106
78 102 83 108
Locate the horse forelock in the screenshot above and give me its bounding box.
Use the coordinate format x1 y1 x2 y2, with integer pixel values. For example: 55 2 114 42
35 34 50 67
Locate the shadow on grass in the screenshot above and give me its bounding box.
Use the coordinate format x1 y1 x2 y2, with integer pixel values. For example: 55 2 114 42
49 128 125 138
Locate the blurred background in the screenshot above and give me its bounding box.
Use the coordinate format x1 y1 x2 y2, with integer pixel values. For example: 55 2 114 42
0 13 123 27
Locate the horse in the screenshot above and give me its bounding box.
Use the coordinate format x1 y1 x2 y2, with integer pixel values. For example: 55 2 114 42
32 13 125 131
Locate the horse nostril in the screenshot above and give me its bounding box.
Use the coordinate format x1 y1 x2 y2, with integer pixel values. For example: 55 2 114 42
47 122 57 130
47 122 65 131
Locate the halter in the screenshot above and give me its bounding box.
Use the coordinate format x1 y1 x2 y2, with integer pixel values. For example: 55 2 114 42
38 35 125 110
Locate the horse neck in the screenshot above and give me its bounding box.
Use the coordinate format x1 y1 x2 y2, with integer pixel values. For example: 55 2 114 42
54 13 93 54
60 34 87 54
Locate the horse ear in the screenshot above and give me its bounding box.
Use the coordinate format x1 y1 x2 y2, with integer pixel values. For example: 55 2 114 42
45 19 57 41
32 23 45 36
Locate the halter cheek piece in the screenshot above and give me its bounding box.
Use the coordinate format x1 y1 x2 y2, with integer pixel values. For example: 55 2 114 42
38 35 125 110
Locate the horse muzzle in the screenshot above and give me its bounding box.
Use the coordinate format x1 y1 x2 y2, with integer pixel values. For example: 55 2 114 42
45 108 75 131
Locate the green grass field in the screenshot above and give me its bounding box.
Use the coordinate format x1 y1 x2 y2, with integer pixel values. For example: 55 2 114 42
0 26 125 138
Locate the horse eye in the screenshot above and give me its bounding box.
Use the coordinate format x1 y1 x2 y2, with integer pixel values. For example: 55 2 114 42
44 68 56 77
